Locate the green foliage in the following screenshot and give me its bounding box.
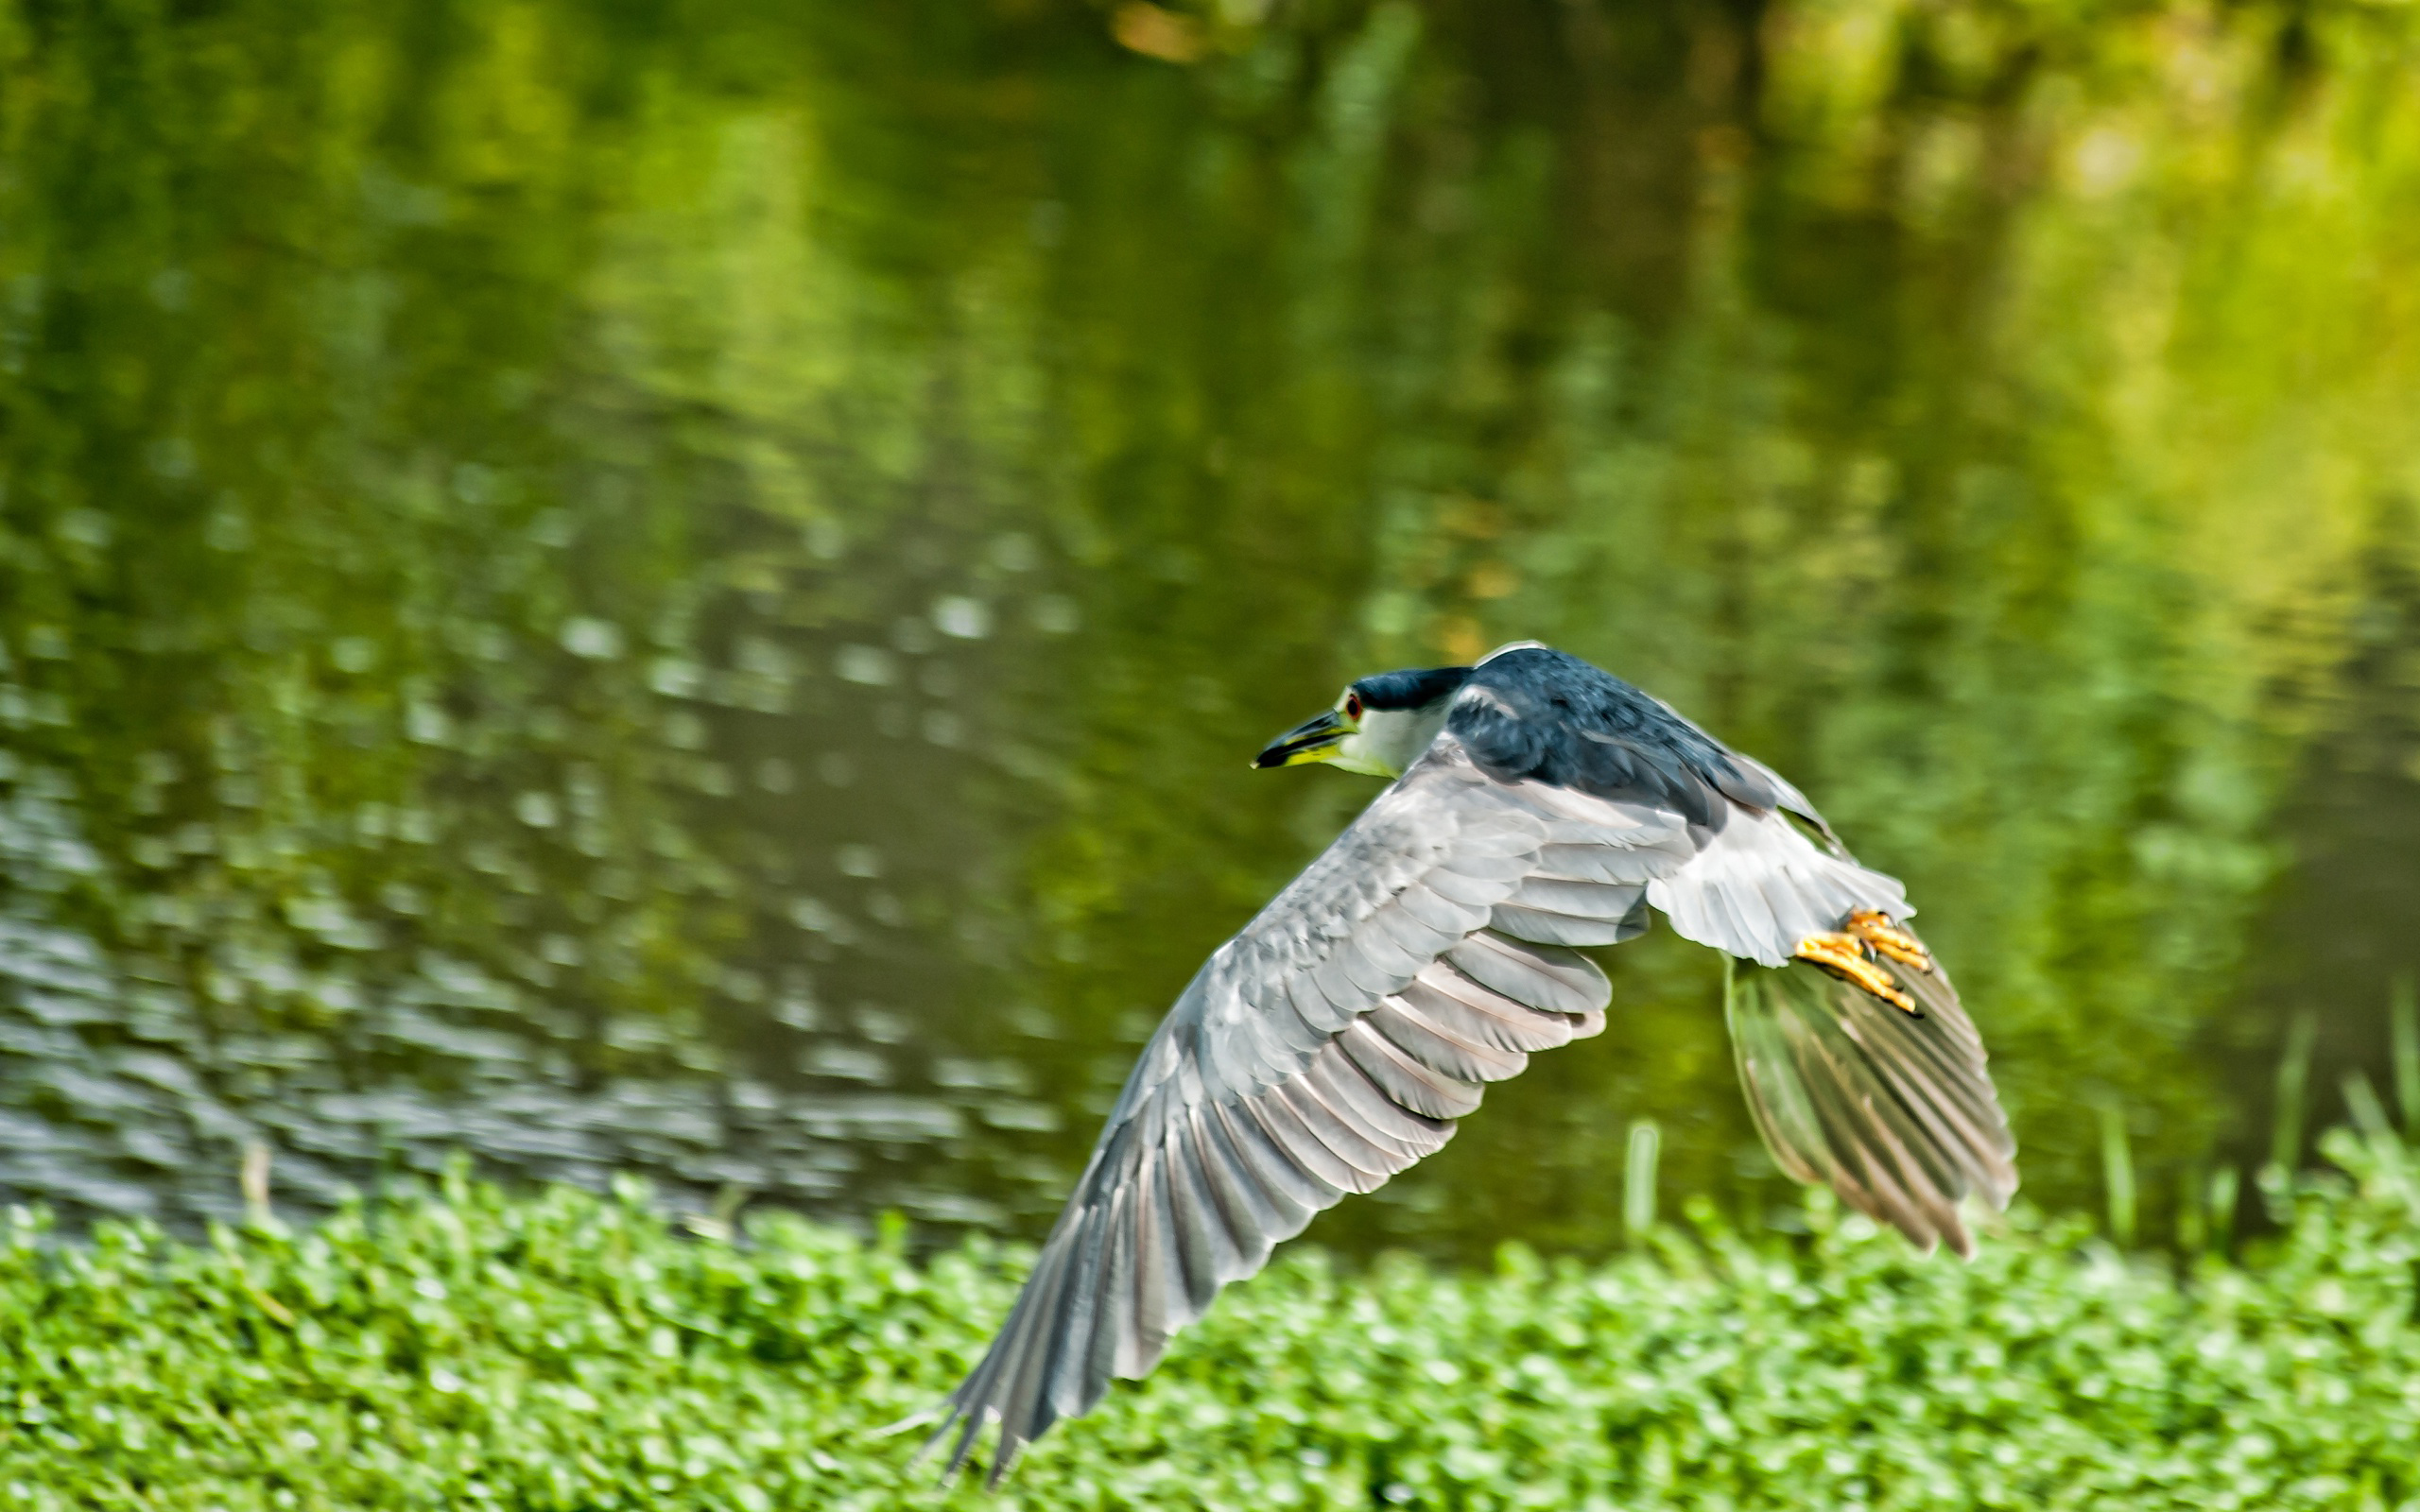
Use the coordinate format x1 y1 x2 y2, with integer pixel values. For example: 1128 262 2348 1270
9 1134 2420 1510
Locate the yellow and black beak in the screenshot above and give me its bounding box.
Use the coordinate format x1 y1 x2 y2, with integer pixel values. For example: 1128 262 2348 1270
1254 708 1351 769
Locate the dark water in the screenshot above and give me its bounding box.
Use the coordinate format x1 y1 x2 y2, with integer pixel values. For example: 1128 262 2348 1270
5 0 2419 1259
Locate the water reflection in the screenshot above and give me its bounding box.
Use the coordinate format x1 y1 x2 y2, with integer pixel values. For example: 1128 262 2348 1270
3 0 2418 1258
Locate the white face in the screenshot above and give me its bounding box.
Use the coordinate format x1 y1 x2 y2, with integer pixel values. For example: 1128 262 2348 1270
1332 702 1448 778
1255 682 1457 778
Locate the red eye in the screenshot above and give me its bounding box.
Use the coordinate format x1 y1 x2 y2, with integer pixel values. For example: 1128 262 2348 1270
1345 694 1363 719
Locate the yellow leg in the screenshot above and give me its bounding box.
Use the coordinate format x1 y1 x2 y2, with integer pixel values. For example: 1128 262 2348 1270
1845 909 1934 973
1793 932 1919 1015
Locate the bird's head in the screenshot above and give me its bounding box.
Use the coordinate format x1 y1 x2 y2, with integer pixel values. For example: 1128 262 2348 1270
1254 664 1474 779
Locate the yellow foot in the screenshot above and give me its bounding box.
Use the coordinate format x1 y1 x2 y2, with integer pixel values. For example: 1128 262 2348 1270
1845 910 1933 973
1793 932 1919 1015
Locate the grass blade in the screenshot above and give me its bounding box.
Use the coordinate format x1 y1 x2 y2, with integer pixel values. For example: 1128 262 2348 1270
2098 1100 2135 1248
2208 1166 2239 1254
2344 1070 2394 1143
2393 972 2419 1142
2269 1010 2318 1177
1625 1117 1661 1242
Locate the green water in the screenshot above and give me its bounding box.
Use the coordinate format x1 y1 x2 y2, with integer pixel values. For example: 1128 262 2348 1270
4 0 2419 1258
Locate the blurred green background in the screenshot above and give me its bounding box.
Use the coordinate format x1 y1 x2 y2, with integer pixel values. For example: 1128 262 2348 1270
2 0 2417 1262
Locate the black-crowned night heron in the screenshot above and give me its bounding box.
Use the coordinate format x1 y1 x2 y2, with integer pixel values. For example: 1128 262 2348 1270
928 643 2014 1482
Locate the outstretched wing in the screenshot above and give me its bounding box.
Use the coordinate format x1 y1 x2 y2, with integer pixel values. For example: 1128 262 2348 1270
925 738 1694 1484
1725 949 2016 1256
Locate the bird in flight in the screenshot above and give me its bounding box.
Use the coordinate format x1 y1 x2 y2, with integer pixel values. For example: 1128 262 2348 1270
926 643 2015 1483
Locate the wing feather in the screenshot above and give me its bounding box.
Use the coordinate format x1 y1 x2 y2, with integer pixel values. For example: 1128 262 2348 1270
1394 882 1491 934
1283 971 1351 1036
1307 953 1373 1022
1368 994 1530 1083
1253 1083 1386 1191
1089 1184 1141 1381
1337 1016 1485 1118
1191 1103 1305 1244
1368 902 1457 960
1400 968 1578 1054
1217 1098 1340 1216
1272 1078 1403 1183
1488 902 1640 948
1304 1042 1456 1155
1502 875 1644 916
1443 933 1612 1016
1426 867 1515 906
1533 840 1676 885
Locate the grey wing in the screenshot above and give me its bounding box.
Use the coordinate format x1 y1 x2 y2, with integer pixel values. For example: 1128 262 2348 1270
925 739 1695 1484
1725 947 2017 1256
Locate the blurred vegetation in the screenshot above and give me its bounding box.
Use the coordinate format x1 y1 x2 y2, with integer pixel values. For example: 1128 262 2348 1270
3 0 2420 1258
10 1131 2420 1509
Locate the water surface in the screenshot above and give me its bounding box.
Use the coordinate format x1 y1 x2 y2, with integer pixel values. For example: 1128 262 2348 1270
5 0 2420 1258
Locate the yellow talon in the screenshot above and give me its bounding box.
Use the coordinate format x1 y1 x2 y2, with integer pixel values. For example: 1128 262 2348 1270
1845 909 1933 973
1793 932 1920 1015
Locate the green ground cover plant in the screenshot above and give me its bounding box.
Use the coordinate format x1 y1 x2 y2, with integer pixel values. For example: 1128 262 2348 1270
8 1129 2420 1511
